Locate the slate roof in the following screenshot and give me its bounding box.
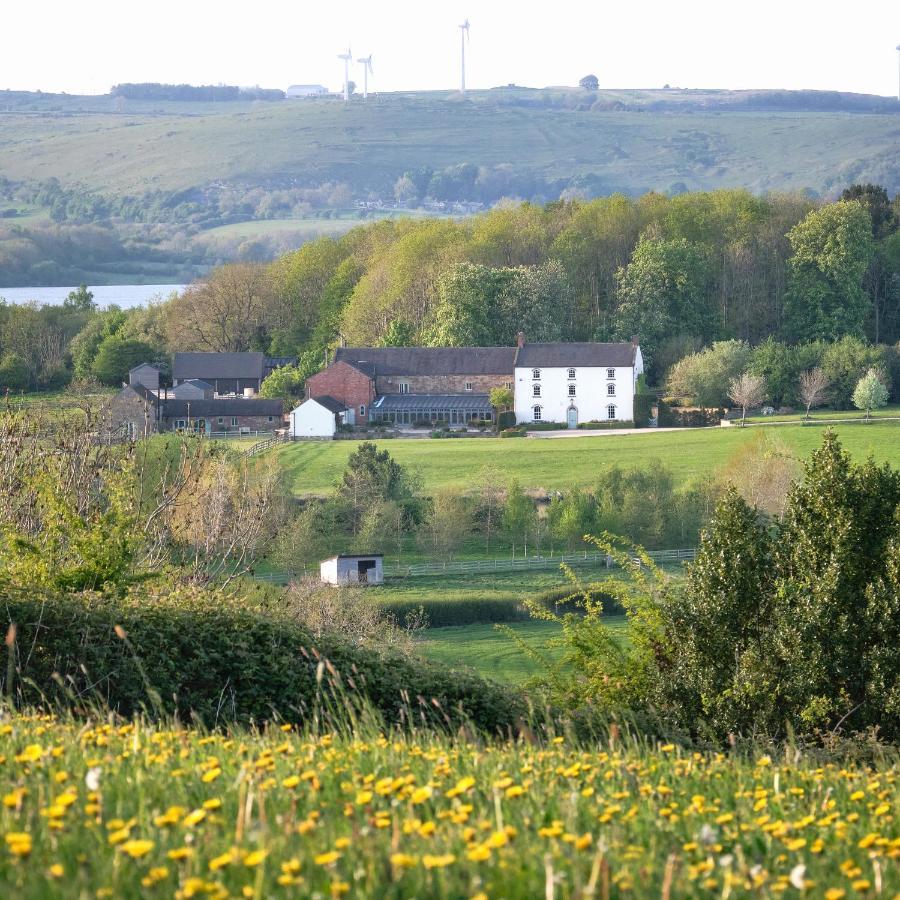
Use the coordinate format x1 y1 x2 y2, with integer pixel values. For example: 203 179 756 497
129 362 160 374
179 379 213 390
160 398 284 418
373 393 492 412
514 343 638 368
310 395 347 414
334 346 516 376
173 352 265 381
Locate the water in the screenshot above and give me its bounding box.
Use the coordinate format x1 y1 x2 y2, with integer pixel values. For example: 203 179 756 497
0 284 186 310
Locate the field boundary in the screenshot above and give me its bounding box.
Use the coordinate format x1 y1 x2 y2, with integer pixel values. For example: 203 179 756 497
255 547 696 584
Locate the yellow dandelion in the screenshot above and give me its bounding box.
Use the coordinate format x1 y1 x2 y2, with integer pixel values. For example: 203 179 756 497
48 864 64 878
422 854 456 869
467 846 491 862
209 850 235 871
182 809 206 827
167 847 193 861
121 840 154 859
390 853 417 868
243 849 267 867
315 851 341 866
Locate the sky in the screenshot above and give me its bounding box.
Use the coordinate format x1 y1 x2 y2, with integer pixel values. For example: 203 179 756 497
4 0 899 98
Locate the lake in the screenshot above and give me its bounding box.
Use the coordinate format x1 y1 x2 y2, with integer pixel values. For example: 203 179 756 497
0 284 186 310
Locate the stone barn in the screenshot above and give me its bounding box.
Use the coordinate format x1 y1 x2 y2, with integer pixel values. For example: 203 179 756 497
319 554 384 586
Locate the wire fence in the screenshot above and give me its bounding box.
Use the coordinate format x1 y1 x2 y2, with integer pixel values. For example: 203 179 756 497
255 547 696 585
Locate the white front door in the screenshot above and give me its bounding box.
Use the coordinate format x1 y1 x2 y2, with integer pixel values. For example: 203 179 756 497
567 407 578 429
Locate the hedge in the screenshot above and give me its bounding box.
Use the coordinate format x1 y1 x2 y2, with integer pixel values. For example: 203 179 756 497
657 402 724 428
633 393 655 428
1 588 526 734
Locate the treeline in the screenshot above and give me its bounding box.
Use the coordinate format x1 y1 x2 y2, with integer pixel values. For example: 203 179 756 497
110 83 285 102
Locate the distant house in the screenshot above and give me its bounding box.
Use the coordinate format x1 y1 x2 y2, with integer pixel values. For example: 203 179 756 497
320 554 383 585
304 335 643 429
172 353 295 395
111 383 284 438
129 363 160 392
286 84 329 98
289 396 347 439
170 379 214 400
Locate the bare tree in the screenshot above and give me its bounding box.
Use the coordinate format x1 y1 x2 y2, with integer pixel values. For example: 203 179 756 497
797 368 830 421
728 372 766 426
719 431 800 519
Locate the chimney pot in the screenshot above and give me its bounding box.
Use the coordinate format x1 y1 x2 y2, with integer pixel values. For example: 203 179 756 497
516 331 526 349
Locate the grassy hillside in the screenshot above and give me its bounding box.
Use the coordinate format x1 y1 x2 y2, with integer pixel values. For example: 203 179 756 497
2 89 898 199
279 421 900 496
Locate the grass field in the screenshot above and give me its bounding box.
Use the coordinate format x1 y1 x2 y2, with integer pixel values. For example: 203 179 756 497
2 90 898 199
279 421 900 496
1 712 896 897
418 618 628 683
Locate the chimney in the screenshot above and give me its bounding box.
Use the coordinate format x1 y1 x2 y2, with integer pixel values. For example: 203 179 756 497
631 335 639 346
516 331 526 349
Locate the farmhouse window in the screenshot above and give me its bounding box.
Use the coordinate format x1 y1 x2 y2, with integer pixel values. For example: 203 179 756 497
465 381 473 391
176 419 186 429
607 384 616 396
359 405 366 417
268 416 275 422
231 417 238 426
532 369 541 380
568 368 576 379
533 384 541 397
533 406 542 421
607 405 616 420
217 417 224 425
506 382 514 389
607 368 615 379
568 384 576 397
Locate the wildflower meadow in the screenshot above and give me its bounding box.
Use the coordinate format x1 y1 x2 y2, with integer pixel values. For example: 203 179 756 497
0 712 897 898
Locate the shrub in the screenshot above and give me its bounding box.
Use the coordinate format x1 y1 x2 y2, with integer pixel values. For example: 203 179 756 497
496 410 517 431
577 421 634 430
500 428 526 438
1 587 526 734
632 392 654 427
378 596 529 627
657 402 723 427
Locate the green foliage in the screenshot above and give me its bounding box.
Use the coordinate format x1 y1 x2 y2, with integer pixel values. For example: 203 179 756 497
91 337 157 386
852 368 889 420
783 200 875 342
1 587 524 733
820 336 888 408
501 479 536 555
665 340 750 407
632 392 654 427
259 364 305 403
548 488 598 551
553 432 900 741
63 284 96 312
488 386 514 410
614 237 715 377
0 352 29 391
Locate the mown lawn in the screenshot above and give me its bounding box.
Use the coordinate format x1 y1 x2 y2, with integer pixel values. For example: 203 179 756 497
278 421 900 495
0 712 896 897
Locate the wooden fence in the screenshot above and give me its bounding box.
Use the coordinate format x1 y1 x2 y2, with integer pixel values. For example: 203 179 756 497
255 547 696 585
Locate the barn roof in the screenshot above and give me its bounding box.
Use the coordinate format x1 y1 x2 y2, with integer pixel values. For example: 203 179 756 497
173 352 265 380
334 346 516 376
310 395 347 414
160 398 284 417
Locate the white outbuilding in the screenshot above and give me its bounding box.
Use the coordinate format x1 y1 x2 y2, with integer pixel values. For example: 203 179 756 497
289 396 347 439
320 554 384 586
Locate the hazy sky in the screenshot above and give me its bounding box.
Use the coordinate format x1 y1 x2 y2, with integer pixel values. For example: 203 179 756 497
5 0 900 97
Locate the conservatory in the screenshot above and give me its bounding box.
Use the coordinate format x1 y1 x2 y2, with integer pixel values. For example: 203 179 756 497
371 393 493 425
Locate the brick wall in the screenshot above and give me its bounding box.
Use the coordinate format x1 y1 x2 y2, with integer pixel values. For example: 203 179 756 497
306 361 376 423
109 388 160 438
375 374 511 395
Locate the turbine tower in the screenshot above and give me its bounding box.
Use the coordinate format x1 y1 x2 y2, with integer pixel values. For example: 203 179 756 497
338 47 353 102
897 45 900 102
358 55 374 100
459 19 470 93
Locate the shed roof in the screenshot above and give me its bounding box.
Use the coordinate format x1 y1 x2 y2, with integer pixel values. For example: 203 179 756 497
309 395 347 414
129 362 160 373
323 554 384 561
160 398 284 418
173 352 265 380
335 346 516 376
515 342 637 368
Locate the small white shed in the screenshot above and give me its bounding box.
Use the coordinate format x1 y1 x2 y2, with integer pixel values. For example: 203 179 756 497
320 554 384 586
289 396 346 439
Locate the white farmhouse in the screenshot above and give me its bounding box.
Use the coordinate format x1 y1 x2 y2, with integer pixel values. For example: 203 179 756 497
286 84 329 98
513 339 643 428
289 395 347 439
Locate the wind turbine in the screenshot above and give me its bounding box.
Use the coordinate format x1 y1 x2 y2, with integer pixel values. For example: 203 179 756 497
896 45 900 102
357 54 374 100
459 19 470 93
338 47 353 102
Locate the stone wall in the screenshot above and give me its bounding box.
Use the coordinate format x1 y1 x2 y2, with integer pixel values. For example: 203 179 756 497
375 374 512 395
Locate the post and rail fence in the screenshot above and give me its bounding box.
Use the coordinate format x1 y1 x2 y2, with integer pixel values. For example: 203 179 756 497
240 433 288 458
255 547 696 585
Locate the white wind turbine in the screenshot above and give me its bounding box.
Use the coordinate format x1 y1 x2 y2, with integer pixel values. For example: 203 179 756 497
459 19 470 93
357 54 374 100
338 47 353 102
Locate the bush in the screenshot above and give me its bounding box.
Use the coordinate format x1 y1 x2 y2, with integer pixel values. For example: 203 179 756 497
527 421 566 431
1 587 526 734
500 427 526 438
577 421 634 430
379 596 529 627
496 410 517 431
632 393 654 427
0 353 29 391
657 402 723 427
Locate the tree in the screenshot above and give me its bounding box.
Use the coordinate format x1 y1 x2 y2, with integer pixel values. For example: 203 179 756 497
727 372 766 426
852 367 888 421
579 75 599 91
419 489 472 561
489 386 513 411
614 237 715 378
63 284 96 312
379 320 416 346
798 367 829 420
0 353 29 392
502 479 536 557
259 364 305 403
782 201 874 342
548 488 597 551
820 336 887 408
665 340 750 407
475 467 505 553
91 337 156 386
718 431 799 519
